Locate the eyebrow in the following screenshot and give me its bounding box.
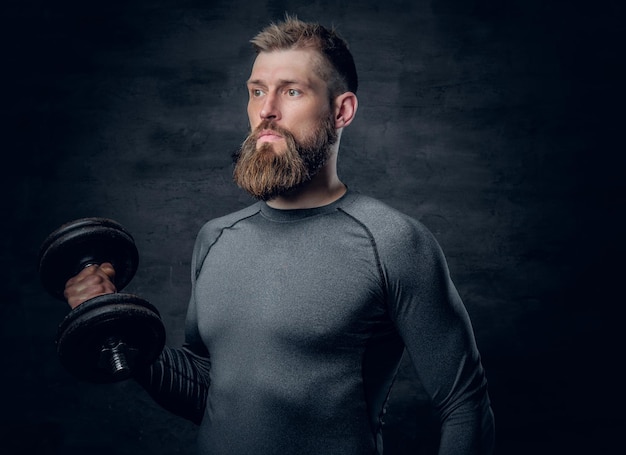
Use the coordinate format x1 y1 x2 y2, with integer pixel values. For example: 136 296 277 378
246 78 309 88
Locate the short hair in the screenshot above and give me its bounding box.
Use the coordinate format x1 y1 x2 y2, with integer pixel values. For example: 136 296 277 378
250 15 358 98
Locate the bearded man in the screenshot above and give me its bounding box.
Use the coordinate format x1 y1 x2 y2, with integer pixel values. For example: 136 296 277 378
64 16 495 455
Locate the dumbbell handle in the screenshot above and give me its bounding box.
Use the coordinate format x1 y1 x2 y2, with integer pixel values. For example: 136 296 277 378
100 336 132 379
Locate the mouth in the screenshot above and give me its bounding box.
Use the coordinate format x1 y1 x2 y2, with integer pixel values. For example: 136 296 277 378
257 129 284 143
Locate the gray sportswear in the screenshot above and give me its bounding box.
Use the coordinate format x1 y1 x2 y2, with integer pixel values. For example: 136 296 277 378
137 189 494 454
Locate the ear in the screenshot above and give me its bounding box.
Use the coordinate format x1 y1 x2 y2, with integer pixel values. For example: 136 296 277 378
333 92 358 129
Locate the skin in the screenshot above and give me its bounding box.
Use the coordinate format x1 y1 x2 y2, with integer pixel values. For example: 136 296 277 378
64 262 116 309
64 48 358 307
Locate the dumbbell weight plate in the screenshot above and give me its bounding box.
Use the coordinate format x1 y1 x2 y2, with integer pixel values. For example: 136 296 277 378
39 218 139 300
56 293 166 383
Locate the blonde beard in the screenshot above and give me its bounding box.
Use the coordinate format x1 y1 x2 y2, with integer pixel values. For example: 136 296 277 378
233 116 337 201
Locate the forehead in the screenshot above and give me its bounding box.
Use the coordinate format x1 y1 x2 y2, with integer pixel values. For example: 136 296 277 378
248 49 325 87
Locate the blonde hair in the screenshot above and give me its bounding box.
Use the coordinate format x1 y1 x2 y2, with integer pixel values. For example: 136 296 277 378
250 15 358 98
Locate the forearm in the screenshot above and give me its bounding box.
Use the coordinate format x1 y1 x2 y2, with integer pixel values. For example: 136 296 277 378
134 345 210 424
437 388 495 454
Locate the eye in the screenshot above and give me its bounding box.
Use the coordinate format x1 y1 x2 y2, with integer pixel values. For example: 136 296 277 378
251 88 264 97
287 89 301 97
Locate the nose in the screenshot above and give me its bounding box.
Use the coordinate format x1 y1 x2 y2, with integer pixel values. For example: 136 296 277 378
259 93 280 121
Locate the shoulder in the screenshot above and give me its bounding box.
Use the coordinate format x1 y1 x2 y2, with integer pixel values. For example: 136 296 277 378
191 202 262 273
342 193 453 295
339 192 438 250
196 202 262 244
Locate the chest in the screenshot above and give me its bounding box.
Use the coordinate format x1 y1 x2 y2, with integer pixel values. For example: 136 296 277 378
194 218 389 353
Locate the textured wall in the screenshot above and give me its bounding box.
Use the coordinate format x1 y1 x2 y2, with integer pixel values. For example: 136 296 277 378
2 0 623 454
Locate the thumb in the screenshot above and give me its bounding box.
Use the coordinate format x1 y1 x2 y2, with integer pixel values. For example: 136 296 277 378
99 262 117 281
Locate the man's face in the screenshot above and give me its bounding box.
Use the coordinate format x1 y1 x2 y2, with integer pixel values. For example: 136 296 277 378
233 49 338 200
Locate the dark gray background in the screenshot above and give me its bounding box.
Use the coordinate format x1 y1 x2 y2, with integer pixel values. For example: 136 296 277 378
2 0 624 454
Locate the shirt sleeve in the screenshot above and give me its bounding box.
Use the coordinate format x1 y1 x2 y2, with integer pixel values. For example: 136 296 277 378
133 344 210 425
382 218 495 454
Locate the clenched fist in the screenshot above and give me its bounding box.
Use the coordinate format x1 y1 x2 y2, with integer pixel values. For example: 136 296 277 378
64 262 117 309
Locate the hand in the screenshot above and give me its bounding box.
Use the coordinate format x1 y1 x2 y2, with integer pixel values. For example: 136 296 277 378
63 262 117 309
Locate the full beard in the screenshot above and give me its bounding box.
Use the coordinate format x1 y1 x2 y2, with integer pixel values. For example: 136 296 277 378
232 114 337 201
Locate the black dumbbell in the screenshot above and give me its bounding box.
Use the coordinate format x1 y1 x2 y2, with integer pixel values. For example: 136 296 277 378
38 218 166 383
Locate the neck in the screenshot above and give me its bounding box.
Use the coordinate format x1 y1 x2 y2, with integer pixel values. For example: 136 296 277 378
266 157 346 210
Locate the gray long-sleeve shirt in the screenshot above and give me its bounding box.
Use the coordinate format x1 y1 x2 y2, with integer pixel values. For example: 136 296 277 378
138 189 494 454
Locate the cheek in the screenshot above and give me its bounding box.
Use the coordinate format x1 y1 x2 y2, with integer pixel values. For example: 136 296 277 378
290 107 322 132
288 123 312 143
295 109 330 138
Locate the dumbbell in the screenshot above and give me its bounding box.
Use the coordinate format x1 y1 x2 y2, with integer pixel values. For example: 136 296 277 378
38 217 166 383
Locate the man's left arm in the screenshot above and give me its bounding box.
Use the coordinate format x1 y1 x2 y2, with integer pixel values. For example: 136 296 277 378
385 219 495 454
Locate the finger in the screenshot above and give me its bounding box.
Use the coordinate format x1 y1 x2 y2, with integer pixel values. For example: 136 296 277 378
63 263 117 308
64 280 117 308
66 263 113 286
99 262 117 281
